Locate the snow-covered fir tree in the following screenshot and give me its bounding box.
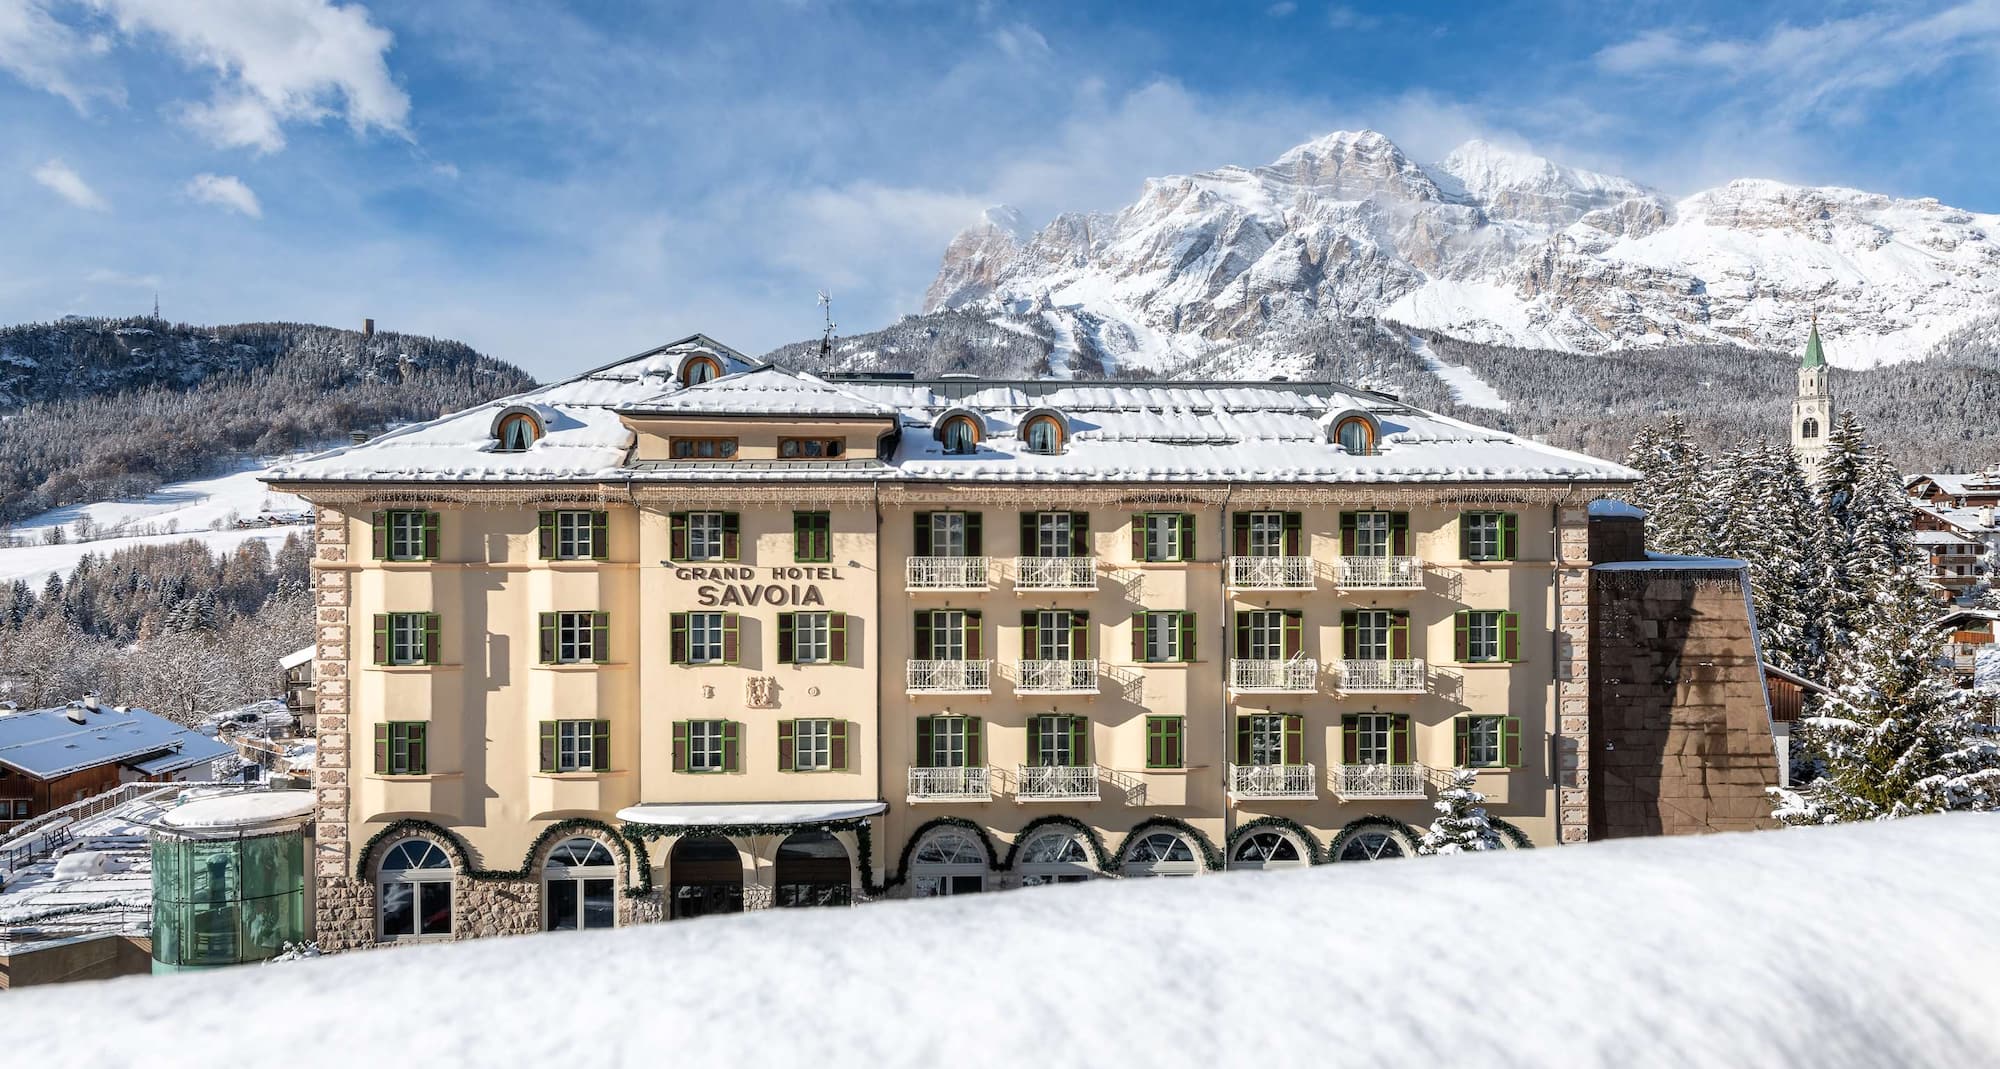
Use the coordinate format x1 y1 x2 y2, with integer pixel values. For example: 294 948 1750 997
1815 412 1925 654
1417 769 1506 854
1775 586 2000 823
1623 416 1709 555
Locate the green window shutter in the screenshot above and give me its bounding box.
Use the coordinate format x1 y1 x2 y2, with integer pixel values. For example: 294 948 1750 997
1231 512 1250 556
1068 716 1088 766
777 613 795 664
423 613 441 665
592 720 610 772
1178 513 1195 561
913 512 933 556
830 613 848 664
372 614 389 665
669 512 688 561
1388 612 1409 660
1283 511 1302 555
1145 716 1163 768
1284 714 1304 765
539 721 557 773
830 720 849 771
1341 714 1360 764
1454 717 1471 767
1132 611 1150 662
1180 612 1197 662
1339 512 1358 556
1283 611 1303 658
537 511 556 559
1070 511 1090 555
370 511 387 560
538 613 556 664
722 721 740 772
965 511 983 555
373 723 388 774
1454 611 1470 663
1025 715 1045 767
965 716 983 767
592 612 610 664
672 721 689 773
1392 715 1413 765
421 511 441 561
669 612 688 664
1131 513 1147 561
591 511 610 561
1502 716 1523 768
914 717 934 769
1459 514 1474 560
1164 717 1184 768
408 723 427 774
721 614 740 665
793 512 808 562
1018 512 1037 556
1341 610 1359 660
1389 512 1410 556
1234 611 1251 659
777 720 795 771
1235 715 1252 765
720 512 741 561
965 610 983 659
1500 513 1519 561
1020 611 1039 660
1502 611 1521 662
1070 610 1089 660
913 611 933 659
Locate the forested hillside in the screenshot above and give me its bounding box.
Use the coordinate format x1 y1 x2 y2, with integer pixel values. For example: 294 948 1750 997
0 317 535 524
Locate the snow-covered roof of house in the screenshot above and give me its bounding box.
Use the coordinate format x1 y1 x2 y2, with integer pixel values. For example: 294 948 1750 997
1913 530 1981 546
278 646 315 671
1915 503 1998 534
0 705 234 780
263 339 1639 488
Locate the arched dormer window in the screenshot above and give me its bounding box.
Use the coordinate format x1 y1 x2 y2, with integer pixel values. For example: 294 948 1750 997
1020 410 1068 456
679 353 722 386
1322 406 1381 457
932 409 984 455
1801 417 1820 440
490 407 546 453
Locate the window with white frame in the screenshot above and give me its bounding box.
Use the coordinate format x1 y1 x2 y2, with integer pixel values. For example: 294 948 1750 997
1122 830 1199 878
1143 513 1184 561
555 611 596 664
1352 511 1392 556
686 613 726 664
378 839 454 940
928 717 970 768
1463 610 1502 663
1244 610 1286 661
1035 512 1074 558
1246 714 1287 766
792 718 832 772
911 830 987 897
686 512 728 561
1142 612 1189 662
1034 610 1074 660
385 510 429 561
555 719 597 772
1031 715 1081 767
1351 713 1395 765
388 613 429 665
791 612 832 664
926 611 967 660
1017 830 1094 886
688 720 726 772
543 838 616 932
1349 610 1392 661
1465 715 1504 768
930 512 969 557
1247 512 1286 557
554 511 598 559
1463 512 1503 561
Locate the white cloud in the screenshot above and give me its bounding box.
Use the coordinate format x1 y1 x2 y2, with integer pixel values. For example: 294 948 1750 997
184 173 262 217
30 158 108 211
990 23 1050 60
0 0 122 111
1266 2 1297 16
1326 5 1379 31
83 0 411 152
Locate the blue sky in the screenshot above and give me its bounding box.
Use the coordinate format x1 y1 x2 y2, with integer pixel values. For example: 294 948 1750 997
3 1 1998 380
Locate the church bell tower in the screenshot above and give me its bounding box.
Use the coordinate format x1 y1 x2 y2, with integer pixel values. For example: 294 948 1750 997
1792 318 1833 468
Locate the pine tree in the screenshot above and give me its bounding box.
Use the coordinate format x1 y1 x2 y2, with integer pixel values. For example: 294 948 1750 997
1775 587 2000 822
1417 769 1506 854
1624 416 1710 554
1755 445 1832 675
1817 412 1923 655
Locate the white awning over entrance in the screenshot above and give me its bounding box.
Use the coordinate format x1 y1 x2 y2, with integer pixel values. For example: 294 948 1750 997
615 801 886 826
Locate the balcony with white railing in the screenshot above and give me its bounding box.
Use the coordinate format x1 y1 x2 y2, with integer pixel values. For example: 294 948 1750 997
1012 555 1098 591
1335 658 1427 694
905 555 991 591
907 766 992 803
1229 657 1319 694
1228 763 1318 801
1014 659 1100 694
1332 763 1428 800
1015 764 1101 802
1336 555 1425 590
906 659 993 695
1226 555 1316 590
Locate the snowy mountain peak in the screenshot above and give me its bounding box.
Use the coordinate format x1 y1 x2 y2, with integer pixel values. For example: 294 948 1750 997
976 204 1035 244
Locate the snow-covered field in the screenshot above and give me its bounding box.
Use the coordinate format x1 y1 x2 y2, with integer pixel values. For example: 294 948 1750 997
0 459 309 587
1409 332 1510 410
8 817 1997 1067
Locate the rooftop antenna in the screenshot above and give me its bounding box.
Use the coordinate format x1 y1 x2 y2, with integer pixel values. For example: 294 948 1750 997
817 290 836 362
152 293 160 321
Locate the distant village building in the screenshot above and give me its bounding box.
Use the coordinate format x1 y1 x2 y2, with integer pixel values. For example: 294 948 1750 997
0 701 231 833
1906 472 2000 508
1903 498 2000 604
280 646 317 732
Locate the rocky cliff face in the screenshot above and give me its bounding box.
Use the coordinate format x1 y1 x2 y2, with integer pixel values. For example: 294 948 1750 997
924 131 2000 374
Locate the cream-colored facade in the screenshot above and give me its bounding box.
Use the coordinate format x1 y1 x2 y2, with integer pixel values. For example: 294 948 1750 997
269 337 1630 948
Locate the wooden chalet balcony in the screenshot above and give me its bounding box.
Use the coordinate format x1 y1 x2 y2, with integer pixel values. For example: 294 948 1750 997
905 659 992 695
1014 659 1099 694
1332 763 1428 800
1229 657 1318 694
1335 659 1427 694
1226 555 1315 590
907 767 992 803
905 556 991 591
1228 763 1317 801
1012 556 1097 591
1336 555 1424 590
1015 765 1100 802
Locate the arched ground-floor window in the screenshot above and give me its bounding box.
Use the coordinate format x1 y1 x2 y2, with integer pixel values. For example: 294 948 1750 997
670 836 744 919
1333 821 1415 862
775 830 852 908
543 837 617 931
1228 829 1310 871
377 838 454 941
910 828 988 897
1122 829 1201 878
1016 828 1096 886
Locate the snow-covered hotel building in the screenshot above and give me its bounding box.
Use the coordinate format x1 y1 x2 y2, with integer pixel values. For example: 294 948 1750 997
267 335 1643 947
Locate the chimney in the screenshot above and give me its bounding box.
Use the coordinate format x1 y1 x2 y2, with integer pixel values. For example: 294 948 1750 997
364 318 375 337
82 693 100 712
65 702 86 724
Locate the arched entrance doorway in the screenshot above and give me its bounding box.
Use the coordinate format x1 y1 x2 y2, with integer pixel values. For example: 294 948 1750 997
774 830 852 907
670 837 744 919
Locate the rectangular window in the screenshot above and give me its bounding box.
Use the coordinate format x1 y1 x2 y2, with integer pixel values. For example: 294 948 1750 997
548 510 603 561
1463 512 1502 561
793 511 832 563
1030 715 1084 767
687 720 727 772
1351 511 1392 557
1351 713 1394 765
686 512 730 561
1245 714 1288 766
1348 610 1392 661
1033 610 1074 660
1137 513 1191 562
382 510 434 561
1463 611 1501 663
1464 715 1503 768
550 611 600 664
553 719 601 773
1146 715 1184 769
792 718 832 772
1135 611 1195 663
778 437 846 459
1035 511 1073 558
671 437 738 460
1247 512 1286 557
925 610 968 660
686 612 727 664
789 612 832 663
11 800 27 818
928 717 970 768
1244 610 1287 661
376 722 428 775
384 613 434 666
928 511 970 557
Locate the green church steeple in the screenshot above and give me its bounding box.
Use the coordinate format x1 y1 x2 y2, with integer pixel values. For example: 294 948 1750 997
1802 318 1826 369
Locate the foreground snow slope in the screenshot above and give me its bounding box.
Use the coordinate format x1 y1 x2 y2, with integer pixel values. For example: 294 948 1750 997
7 817 1998 1067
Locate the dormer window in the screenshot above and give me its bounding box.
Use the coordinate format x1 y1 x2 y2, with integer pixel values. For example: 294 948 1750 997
491 409 544 453
1324 408 1381 456
940 415 981 455
679 354 722 386
1022 414 1066 456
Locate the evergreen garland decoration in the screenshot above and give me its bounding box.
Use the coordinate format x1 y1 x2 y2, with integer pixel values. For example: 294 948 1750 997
1488 818 1533 849
622 833 654 898
1228 815 1325 865
888 816 1003 889
1327 815 1424 860
353 818 472 880
1000 814 1113 871
1111 817 1222 873
352 817 657 899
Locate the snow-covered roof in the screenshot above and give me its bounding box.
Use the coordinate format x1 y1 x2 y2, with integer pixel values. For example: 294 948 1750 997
278 646 315 670
1587 498 1647 519
9 816 1998 1065
1593 552 1748 572
616 801 887 826
0 705 233 780
156 790 314 834
263 340 1639 488
1915 503 1998 534
1914 530 1982 546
